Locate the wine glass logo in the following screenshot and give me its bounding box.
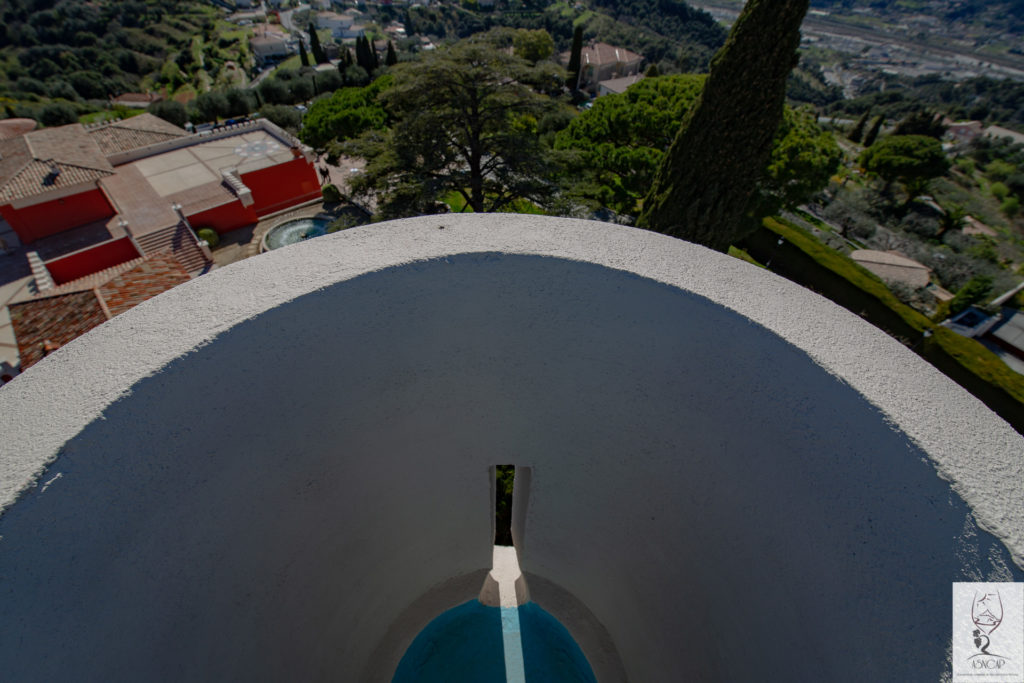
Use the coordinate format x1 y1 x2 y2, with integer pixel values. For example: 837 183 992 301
971 591 1004 656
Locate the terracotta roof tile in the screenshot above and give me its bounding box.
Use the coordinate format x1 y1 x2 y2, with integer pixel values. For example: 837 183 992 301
581 43 642 67
98 251 190 317
9 290 109 370
43 257 146 295
10 251 191 369
0 118 37 140
0 125 114 203
87 114 189 156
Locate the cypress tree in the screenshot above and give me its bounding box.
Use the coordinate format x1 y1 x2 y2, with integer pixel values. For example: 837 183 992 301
894 109 946 138
863 114 885 147
356 36 373 72
299 38 310 68
308 23 327 64
386 40 398 66
636 0 810 252
355 37 365 70
849 108 870 143
566 25 583 90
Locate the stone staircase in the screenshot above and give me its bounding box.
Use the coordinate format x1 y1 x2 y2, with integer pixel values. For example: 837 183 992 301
25 251 56 292
134 223 211 274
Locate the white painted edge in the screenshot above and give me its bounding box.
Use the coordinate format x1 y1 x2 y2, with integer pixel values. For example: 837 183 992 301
0 213 1021 567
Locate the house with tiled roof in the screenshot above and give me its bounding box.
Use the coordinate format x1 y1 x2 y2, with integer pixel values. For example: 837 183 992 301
0 123 117 244
8 250 191 370
0 113 321 288
566 42 643 93
597 74 644 96
251 28 290 64
850 250 931 289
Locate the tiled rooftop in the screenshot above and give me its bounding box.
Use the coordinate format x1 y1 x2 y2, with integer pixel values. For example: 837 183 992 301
129 129 294 193
0 125 114 203
97 251 191 317
851 249 931 289
8 290 109 370
581 43 642 67
9 251 190 369
99 165 182 236
87 114 190 156
0 118 37 141
40 257 146 296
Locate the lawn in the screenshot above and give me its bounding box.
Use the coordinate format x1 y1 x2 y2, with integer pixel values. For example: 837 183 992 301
79 108 146 124
443 192 546 215
273 54 304 75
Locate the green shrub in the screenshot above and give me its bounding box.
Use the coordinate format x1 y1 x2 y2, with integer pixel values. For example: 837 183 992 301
321 183 342 203
949 274 993 315
196 227 219 248
1002 196 1020 218
984 159 1015 182
326 214 359 233
954 157 975 176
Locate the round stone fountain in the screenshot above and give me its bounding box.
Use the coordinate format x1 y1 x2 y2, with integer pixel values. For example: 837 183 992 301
261 216 331 251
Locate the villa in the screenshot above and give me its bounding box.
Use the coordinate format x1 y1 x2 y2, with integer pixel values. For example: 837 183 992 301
567 42 644 93
0 114 321 289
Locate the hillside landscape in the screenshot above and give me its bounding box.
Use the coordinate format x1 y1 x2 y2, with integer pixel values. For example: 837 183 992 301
1 0 1024 425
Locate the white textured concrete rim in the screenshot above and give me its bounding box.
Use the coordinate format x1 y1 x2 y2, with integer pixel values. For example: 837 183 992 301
0 213 1022 568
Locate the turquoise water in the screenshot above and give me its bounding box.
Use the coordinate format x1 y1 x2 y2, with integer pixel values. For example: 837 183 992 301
392 600 596 683
263 218 331 250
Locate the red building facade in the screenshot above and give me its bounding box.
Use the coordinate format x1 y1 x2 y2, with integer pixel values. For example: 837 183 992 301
0 116 322 285
1 188 116 243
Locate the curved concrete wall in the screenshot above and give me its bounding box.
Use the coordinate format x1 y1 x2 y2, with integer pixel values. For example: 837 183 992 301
0 215 1021 682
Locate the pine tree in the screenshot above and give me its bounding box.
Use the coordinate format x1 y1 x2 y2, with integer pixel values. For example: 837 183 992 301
299 38 310 68
636 0 810 251
308 23 327 64
849 108 870 143
566 25 583 90
863 115 885 147
386 40 398 66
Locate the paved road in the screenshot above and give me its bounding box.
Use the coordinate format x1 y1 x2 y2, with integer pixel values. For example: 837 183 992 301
278 3 309 33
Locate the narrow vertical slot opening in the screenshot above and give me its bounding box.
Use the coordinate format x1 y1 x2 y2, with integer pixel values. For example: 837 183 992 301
495 464 515 546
